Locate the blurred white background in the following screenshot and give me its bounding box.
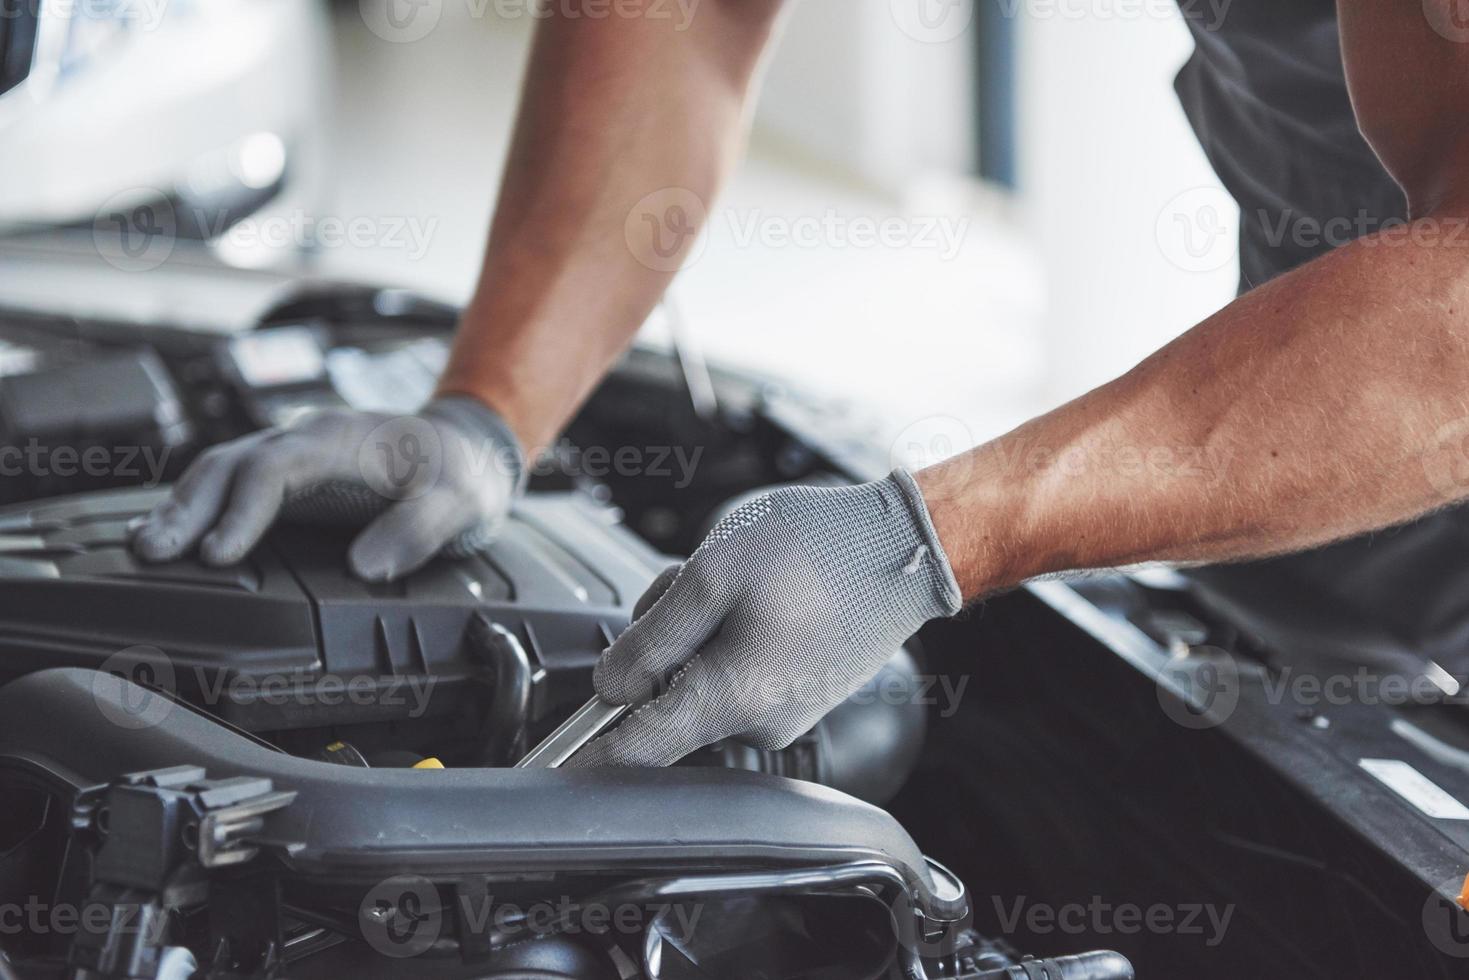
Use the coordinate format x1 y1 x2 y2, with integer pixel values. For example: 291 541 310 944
1 0 1241 454
317 0 1239 451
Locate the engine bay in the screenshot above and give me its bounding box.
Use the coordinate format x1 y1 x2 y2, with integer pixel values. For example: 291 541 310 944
0 246 1141 980
5 238 1469 978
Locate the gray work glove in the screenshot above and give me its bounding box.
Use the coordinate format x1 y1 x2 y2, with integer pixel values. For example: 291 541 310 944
569 470 962 767
131 396 523 581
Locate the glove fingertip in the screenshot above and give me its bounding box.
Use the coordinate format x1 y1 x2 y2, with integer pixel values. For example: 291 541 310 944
595 626 664 705
347 528 421 583
632 564 683 620
130 504 183 552
347 529 443 582
132 528 183 563
200 531 247 567
591 655 632 706
347 545 396 583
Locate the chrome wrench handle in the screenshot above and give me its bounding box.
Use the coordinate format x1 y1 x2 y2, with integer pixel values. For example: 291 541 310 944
514 696 629 768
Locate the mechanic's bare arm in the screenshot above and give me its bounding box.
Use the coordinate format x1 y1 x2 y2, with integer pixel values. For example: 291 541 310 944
577 0 1469 769
436 0 787 455
135 0 785 578
918 0 1469 599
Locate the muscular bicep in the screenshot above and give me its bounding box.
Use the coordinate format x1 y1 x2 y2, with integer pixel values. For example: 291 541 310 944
1339 0 1469 213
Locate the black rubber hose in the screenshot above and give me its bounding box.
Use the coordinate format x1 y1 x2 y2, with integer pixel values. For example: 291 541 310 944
470 614 535 765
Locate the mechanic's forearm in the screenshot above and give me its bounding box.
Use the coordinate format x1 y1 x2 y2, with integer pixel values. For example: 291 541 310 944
436 0 784 454
918 220 1469 598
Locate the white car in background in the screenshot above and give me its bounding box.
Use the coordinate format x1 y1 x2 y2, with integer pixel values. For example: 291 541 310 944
0 0 329 260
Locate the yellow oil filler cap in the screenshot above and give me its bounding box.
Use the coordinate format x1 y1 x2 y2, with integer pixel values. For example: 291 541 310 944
413 757 445 769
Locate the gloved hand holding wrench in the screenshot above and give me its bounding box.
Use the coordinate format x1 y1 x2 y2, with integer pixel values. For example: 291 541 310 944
520 471 963 768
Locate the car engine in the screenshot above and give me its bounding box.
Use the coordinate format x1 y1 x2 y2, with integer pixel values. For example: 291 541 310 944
0 245 1136 980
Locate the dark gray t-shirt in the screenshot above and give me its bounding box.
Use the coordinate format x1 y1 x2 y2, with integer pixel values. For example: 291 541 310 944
1171 3 1469 668
1173 0 1407 291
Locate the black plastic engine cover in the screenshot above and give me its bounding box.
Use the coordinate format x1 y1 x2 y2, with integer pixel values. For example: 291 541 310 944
0 486 664 730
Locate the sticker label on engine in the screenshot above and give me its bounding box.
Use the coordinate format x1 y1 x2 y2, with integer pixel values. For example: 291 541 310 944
1360 759 1469 820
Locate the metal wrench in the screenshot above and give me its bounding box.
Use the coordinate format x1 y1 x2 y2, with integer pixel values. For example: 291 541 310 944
514 695 628 768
